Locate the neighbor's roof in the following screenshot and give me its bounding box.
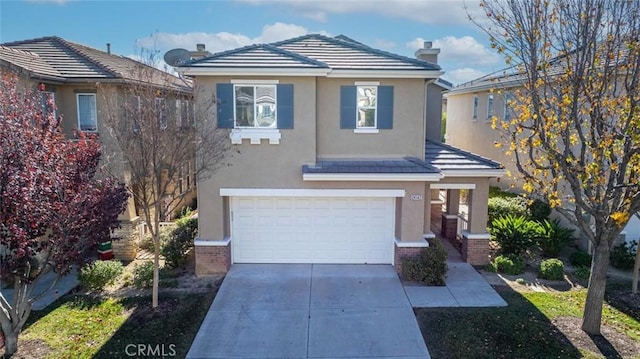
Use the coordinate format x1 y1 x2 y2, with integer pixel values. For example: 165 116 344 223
181 34 441 76
0 36 189 90
424 139 505 176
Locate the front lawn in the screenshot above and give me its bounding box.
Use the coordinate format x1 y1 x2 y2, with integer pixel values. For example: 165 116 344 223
18 292 215 359
416 285 640 359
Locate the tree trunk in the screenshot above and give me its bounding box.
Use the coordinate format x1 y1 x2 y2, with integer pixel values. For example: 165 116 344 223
3 330 18 356
633 245 640 294
152 235 160 308
581 241 610 334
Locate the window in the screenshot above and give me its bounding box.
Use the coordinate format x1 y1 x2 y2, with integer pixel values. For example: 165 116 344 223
340 84 393 131
177 99 191 128
156 98 167 129
504 93 514 121
357 86 377 128
131 96 141 133
178 165 185 194
176 100 182 128
40 91 56 119
77 93 97 131
216 83 293 144
234 85 276 128
472 94 478 120
486 94 494 121
186 161 191 190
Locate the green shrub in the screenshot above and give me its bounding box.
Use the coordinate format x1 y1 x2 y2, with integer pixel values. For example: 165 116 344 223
78 260 124 290
488 197 529 224
489 215 542 256
569 251 592 267
161 217 198 268
528 199 552 222
537 219 574 257
139 227 172 251
539 258 564 280
133 261 154 289
610 240 638 270
574 266 590 280
401 240 448 285
492 254 526 275
515 278 526 285
489 186 520 198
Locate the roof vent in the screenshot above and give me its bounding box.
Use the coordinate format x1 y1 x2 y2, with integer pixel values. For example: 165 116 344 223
196 43 205 51
107 43 111 54
423 41 432 49
415 40 440 64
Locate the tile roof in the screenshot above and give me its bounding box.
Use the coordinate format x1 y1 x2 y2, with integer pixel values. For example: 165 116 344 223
184 34 440 72
424 139 504 172
1 36 189 90
187 43 329 69
302 157 440 174
0 46 62 79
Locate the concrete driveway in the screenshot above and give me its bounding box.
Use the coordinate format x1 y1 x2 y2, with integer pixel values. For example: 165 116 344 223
187 264 429 359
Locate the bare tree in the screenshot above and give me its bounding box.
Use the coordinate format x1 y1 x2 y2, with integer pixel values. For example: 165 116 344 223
101 51 228 308
470 0 640 334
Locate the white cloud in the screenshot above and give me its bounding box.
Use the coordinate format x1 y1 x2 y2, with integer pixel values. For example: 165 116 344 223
135 22 319 54
407 35 501 67
240 0 484 25
446 68 487 85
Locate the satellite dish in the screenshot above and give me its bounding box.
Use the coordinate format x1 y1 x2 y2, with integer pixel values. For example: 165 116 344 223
163 48 191 66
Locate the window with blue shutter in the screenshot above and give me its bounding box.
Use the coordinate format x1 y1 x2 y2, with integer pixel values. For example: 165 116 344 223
341 85 393 130
216 83 234 128
276 84 293 129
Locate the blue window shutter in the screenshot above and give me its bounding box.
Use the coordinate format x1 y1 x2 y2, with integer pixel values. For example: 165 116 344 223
377 86 394 129
277 84 293 129
340 86 357 129
216 83 234 128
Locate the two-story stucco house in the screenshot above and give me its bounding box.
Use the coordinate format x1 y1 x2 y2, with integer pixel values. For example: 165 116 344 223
177 34 506 275
0 36 196 259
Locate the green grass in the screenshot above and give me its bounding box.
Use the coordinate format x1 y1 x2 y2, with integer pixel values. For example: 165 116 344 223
21 292 215 359
415 286 640 359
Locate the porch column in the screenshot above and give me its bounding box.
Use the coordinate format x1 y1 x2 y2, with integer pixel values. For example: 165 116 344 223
462 179 491 265
441 189 459 240
423 185 434 239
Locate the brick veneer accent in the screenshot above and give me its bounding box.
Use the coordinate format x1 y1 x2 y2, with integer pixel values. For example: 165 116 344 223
394 246 423 274
430 203 442 225
462 235 490 265
111 220 139 261
441 215 458 240
195 245 230 275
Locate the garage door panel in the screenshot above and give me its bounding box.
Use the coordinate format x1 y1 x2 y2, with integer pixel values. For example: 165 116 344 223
232 196 394 264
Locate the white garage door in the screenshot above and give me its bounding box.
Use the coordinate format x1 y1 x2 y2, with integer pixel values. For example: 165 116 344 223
231 196 395 264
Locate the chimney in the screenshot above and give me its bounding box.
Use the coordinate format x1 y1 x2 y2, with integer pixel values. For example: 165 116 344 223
415 40 440 64
107 43 111 54
190 43 211 60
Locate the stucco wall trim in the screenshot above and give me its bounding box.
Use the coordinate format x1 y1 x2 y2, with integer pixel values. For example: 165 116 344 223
431 183 477 189
394 238 429 248
219 188 406 197
194 237 231 246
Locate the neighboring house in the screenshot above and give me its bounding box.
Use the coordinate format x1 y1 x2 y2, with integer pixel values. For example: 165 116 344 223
176 34 505 275
0 36 196 259
446 67 639 247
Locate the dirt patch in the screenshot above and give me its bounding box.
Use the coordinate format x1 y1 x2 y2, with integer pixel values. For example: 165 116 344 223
553 316 640 358
9 339 51 359
607 289 640 320
127 296 181 325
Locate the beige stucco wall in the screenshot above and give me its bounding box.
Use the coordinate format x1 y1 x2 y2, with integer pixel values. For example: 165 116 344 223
316 78 426 159
446 90 521 189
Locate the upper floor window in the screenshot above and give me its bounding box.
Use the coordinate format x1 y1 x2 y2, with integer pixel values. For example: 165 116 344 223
216 82 293 144
486 94 494 121
155 97 167 130
235 85 277 128
77 93 97 132
472 94 478 120
40 91 56 120
357 86 377 128
176 99 192 128
504 93 514 121
340 83 393 133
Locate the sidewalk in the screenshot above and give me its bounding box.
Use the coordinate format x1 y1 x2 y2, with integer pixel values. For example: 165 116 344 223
403 239 507 307
0 269 78 310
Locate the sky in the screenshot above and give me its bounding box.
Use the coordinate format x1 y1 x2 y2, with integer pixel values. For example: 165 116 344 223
0 0 508 85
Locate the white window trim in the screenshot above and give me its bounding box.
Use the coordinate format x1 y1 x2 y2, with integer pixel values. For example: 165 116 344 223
504 93 513 121
354 81 380 86
233 84 278 129
76 93 97 132
353 128 379 134
41 91 57 119
356 85 377 129
230 128 281 145
155 97 167 130
231 79 279 84
486 94 494 122
220 188 406 198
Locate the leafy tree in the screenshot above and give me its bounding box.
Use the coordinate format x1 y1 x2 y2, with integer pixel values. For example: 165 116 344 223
0 73 128 355
101 50 228 308
471 0 640 334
